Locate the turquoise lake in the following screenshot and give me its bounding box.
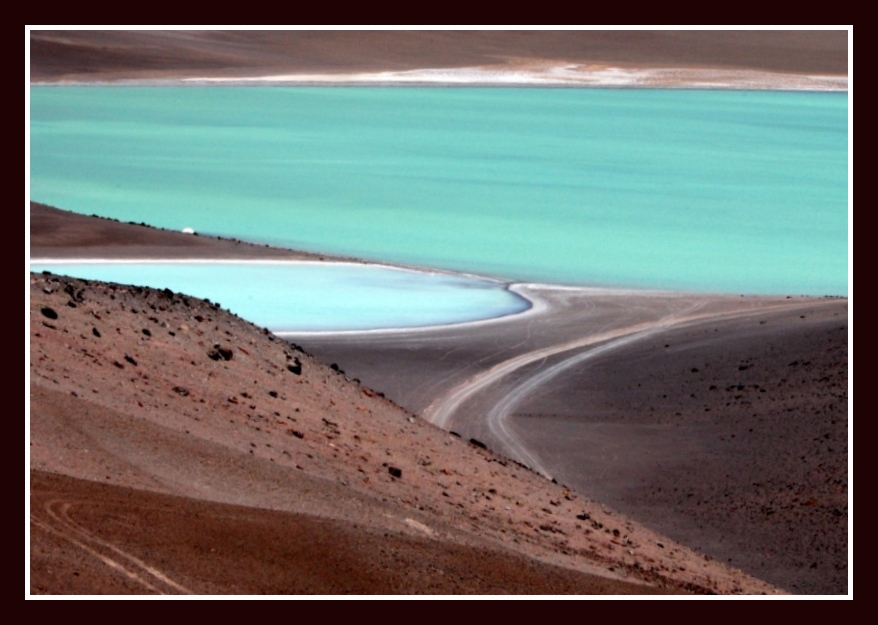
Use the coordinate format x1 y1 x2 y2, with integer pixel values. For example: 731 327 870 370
30 87 848 329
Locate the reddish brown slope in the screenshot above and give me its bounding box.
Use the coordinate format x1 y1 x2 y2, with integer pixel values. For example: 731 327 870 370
28 271 779 594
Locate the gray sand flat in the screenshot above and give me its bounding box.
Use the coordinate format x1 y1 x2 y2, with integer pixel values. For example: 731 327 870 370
292 289 848 594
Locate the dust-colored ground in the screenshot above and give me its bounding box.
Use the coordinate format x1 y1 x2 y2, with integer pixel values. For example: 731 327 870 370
31 470 670 595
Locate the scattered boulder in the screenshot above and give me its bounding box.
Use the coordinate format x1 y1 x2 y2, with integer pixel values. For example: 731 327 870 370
469 438 488 450
172 386 190 397
287 357 302 375
388 466 402 479
208 344 234 361
92 327 101 338
124 354 137 366
40 307 58 320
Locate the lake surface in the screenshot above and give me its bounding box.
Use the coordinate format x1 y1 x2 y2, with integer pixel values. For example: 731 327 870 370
30 87 848 314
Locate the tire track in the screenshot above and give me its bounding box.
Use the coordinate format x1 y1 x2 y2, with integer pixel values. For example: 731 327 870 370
423 297 825 476
32 498 192 595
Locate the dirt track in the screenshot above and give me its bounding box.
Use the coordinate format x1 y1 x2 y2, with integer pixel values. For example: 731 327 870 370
294 290 848 594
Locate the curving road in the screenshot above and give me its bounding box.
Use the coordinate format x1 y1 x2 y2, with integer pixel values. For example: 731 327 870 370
420 289 830 477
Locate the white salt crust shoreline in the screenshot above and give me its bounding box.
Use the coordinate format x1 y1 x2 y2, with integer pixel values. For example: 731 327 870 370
32 64 849 91
30 257 789 338
30 257 684 337
30 257 539 334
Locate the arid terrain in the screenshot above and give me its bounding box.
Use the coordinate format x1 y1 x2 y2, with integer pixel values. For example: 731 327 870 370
28 244 776 594
28 30 850 595
29 207 848 594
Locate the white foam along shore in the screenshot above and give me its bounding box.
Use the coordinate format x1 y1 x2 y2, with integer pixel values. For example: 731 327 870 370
173 63 848 91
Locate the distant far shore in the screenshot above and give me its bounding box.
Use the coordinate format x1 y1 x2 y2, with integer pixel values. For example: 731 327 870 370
29 30 848 90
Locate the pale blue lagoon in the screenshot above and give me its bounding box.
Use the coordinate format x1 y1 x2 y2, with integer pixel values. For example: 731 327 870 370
30 87 848 330
28 261 528 332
